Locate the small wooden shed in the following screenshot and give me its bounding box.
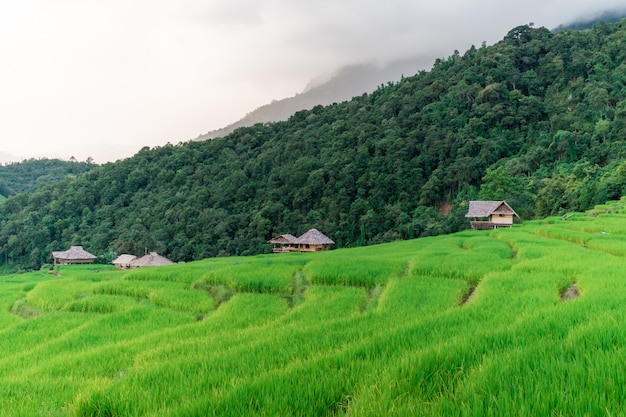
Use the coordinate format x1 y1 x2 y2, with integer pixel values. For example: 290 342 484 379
466 201 519 229
268 234 298 253
51 246 97 265
111 254 137 269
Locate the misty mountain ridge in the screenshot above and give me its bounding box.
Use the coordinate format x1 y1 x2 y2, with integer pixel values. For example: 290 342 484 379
195 55 438 140
196 8 626 142
554 8 626 31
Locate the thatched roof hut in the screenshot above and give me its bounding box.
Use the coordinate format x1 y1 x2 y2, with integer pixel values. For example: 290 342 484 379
268 229 335 253
466 201 519 229
130 252 174 267
51 246 97 265
268 234 298 244
268 234 298 253
296 229 335 245
111 254 137 269
293 229 335 252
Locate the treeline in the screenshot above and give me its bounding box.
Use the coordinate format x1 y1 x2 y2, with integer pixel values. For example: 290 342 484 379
3 21 626 269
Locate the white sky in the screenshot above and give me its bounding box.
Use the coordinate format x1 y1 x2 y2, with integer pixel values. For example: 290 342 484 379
0 0 624 163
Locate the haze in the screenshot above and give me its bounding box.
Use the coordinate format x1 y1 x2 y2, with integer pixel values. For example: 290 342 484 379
0 0 624 164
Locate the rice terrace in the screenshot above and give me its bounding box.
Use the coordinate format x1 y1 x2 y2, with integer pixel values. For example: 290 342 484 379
3 199 626 416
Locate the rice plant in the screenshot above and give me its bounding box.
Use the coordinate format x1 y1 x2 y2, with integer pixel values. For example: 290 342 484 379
2 199 626 415
303 252 407 287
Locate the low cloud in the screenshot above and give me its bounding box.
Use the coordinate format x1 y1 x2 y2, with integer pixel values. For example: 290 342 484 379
0 0 625 162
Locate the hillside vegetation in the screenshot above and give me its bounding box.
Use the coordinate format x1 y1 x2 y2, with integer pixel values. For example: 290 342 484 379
0 199 625 416
4 21 626 268
0 158 95 198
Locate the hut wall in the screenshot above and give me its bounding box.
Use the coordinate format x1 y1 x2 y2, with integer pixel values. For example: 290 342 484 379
296 244 330 252
491 214 514 225
56 258 95 265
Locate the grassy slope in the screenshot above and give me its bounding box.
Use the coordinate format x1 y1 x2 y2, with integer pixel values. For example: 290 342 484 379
2 200 626 416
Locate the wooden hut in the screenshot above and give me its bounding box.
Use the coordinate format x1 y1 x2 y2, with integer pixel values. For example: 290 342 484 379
51 246 97 265
466 201 519 229
111 254 137 269
268 234 298 253
130 252 174 268
293 229 335 252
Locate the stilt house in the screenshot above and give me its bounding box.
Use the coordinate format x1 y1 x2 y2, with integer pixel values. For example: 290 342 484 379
466 201 519 229
268 234 298 253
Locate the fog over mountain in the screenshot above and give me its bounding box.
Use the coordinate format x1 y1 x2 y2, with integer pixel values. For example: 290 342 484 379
196 55 439 140
1 1 625 164
197 6 626 141
555 8 626 30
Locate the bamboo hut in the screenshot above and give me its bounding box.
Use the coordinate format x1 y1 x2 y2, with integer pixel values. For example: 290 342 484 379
466 201 519 229
51 246 97 265
268 234 298 253
292 229 335 252
130 252 174 267
111 254 137 269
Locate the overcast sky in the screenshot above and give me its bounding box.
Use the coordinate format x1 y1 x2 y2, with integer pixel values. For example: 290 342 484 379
0 1 624 164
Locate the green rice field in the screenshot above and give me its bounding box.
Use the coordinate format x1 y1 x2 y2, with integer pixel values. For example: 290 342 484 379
3 200 626 416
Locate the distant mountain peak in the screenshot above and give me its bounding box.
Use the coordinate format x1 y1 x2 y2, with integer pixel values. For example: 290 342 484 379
194 55 438 141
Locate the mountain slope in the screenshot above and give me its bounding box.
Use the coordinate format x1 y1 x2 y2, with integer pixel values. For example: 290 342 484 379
200 10 626 142
3 21 626 268
196 56 438 140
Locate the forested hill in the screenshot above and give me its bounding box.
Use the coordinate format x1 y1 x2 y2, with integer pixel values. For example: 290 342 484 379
3 21 626 269
0 158 95 198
